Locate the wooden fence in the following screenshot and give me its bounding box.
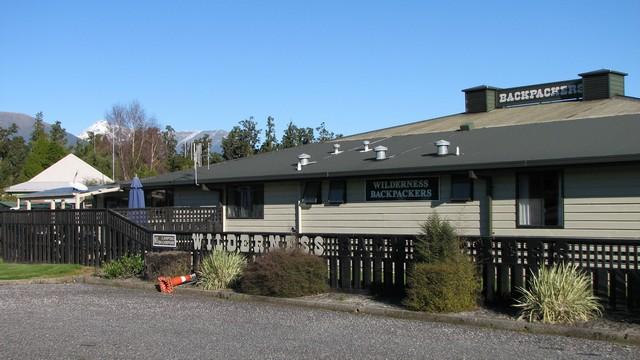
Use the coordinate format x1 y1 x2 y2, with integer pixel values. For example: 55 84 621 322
1 209 639 312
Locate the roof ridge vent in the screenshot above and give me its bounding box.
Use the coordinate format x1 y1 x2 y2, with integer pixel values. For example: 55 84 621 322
298 153 311 166
374 145 388 160
435 140 450 156
332 143 342 155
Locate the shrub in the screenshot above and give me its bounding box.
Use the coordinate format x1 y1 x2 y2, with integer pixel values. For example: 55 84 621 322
404 258 479 312
197 251 246 290
144 251 192 280
414 213 462 263
101 254 144 279
514 263 603 324
240 249 328 297
404 214 478 312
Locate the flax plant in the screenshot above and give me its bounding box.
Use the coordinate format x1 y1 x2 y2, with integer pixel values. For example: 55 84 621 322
197 251 246 290
514 263 603 324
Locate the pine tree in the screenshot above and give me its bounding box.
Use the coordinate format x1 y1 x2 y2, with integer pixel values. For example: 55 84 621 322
260 116 278 152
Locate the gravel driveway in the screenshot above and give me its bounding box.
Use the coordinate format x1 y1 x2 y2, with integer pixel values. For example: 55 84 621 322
0 284 638 359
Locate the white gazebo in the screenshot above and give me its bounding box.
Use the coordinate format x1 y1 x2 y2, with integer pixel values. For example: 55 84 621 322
5 153 117 209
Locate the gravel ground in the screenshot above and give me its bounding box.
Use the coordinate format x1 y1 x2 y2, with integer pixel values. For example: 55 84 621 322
1 283 639 360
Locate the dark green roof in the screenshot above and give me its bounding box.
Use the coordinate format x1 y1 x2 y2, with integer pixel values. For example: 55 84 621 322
136 114 640 188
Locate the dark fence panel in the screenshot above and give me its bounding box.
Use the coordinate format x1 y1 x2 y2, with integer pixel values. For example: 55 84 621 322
475 237 640 312
111 207 221 232
2 210 640 313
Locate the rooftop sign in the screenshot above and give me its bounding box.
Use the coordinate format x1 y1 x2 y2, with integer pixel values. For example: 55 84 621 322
496 79 583 108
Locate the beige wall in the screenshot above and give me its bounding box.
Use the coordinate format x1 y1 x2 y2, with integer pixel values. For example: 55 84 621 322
225 181 299 233
492 165 640 239
301 176 482 235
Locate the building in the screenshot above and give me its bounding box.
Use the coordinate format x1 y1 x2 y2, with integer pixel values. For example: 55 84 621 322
5 153 117 209
101 69 640 240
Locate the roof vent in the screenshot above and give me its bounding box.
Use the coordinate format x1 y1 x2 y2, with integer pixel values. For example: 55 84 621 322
435 140 450 156
298 153 311 166
361 140 371 152
374 146 388 160
332 143 342 155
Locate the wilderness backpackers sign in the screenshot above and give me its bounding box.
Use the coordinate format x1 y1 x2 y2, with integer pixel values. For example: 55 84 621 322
496 79 583 107
366 177 439 201
192 233 325 255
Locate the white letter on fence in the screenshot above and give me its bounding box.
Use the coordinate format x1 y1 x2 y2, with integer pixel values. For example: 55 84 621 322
227 234 237 252
206 234 213 251
314 236 324 255
240 234 250 253
192 233 203 250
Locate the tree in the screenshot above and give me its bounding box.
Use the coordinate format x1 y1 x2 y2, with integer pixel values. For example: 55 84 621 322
280 122 314 148
50 120 67 146
316 122 342 142
221 117 260 160
105 101 165 180
21 113 68 180
0 123 28 194
280 122 299 149
260 116 278 152
30 112 47 143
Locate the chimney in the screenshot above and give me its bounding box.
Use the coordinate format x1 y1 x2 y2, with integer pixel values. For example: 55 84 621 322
578 69 627 101
374 146 388 160
462 85 500 113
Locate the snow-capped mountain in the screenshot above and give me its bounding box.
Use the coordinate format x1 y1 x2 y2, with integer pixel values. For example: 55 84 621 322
77 120 110 139
77 120 227 153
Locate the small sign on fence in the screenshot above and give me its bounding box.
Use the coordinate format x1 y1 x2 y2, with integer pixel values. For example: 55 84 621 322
152 234 177 248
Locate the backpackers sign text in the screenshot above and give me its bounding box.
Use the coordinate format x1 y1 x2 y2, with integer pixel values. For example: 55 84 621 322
366 177 439 201
496 79 583 107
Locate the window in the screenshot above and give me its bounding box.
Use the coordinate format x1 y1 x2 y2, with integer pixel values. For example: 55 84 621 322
517 171 562 227
327 180 346 204
227 184 264 219
451 175 473 202
302 181 322 204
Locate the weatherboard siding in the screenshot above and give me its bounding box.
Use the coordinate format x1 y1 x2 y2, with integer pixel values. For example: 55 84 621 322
225 181 298 233
301 176 482 235
492 165 640 239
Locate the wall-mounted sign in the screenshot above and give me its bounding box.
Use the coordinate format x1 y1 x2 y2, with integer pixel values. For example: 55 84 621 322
496 79 583 108
366 177 439 201
153 234 177 248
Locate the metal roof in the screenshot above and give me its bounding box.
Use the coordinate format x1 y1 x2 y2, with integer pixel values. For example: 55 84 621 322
342 96 640 140
137 114 640 187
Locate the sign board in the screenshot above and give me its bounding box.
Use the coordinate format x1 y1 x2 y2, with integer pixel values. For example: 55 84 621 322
152 234 177 248
366 177 439 201
496 79 583 108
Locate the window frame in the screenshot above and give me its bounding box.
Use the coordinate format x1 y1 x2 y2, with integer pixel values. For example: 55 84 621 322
301 181 323 205
326 180 347 205
450 174 473 202
515 170 564 229
226 183 264 219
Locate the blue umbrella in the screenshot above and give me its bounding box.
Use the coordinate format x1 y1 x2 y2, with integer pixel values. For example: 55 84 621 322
128 176 146 225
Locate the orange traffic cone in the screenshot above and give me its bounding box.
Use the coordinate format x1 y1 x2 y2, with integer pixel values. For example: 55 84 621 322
158 273 196 294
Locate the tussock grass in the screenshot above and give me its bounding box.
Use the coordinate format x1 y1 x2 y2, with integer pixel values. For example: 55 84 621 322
197 251 246 290
514 263 603 324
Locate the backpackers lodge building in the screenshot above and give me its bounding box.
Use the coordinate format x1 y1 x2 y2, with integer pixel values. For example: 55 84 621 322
101 69 640 241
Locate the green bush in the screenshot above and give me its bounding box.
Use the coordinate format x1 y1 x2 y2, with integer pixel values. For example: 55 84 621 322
404 258 479 312
240 249 328 297
197 251 246 290
404 214 479 312
514 263 603 324
101 254 144 279
414 213 462 263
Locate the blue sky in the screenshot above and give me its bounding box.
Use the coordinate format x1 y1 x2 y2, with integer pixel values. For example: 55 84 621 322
1 0 639 138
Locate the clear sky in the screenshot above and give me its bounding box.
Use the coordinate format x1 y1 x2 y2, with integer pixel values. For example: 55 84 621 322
1 0 639 138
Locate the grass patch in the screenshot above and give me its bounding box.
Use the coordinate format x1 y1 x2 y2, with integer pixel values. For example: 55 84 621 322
0 261 85 280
